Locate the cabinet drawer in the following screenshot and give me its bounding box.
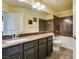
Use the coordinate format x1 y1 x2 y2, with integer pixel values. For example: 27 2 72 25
24 41 38 50
48 36 53 41
39 38 47 44
3 45 22 56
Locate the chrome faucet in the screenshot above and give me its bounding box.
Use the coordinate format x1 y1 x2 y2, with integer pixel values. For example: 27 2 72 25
15 34 19 39
9 30 19 39
11 35 15 39
11 33 19 39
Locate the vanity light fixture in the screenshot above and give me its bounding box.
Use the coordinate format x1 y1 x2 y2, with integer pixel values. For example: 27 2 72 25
32 2 40 8
32 1 45 10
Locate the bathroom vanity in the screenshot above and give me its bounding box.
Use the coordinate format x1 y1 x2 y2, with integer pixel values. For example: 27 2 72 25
2 33 53 59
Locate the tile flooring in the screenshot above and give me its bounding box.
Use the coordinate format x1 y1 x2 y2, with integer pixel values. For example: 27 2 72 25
46 47 73 59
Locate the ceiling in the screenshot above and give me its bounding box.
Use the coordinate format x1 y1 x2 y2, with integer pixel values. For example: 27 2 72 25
42 0 73 12
3 0 73 13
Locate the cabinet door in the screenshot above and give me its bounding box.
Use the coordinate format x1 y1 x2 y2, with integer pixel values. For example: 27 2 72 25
48 45 53 55
2 57 6 59
5 53 22 59
24 47 38 59
39 43 47 59
48 41 53 55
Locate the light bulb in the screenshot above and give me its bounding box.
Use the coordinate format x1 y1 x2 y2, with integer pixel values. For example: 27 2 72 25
18 0 25 2
32 3 37 8
37 7 41 10
41 5 45 9
32 2 40 8
37 5 45 10
36 2 40 7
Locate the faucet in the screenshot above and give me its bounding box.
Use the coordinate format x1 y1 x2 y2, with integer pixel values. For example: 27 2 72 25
9 30 19 39
11 33 19 39
11 34 15 39
15 33 19 39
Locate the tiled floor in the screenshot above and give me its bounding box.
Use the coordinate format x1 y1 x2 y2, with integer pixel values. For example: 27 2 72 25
46 47 73 59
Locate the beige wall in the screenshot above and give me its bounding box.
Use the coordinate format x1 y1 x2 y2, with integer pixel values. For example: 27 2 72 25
3 1 49 33
46 14 53 19
56 9 73 17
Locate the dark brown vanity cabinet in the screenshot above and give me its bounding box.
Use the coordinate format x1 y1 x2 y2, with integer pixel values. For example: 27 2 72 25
3 36 53 59
47 36 53 55
23 41 38 59
39 38 47 59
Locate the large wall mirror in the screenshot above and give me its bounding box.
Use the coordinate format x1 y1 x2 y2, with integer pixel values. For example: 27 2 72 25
2 10 53 36
2 0 54 36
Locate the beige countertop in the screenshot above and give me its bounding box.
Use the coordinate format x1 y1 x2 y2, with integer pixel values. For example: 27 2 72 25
2 33 54 48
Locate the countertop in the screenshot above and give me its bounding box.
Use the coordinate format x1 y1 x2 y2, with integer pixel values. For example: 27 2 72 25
2 33 54 48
